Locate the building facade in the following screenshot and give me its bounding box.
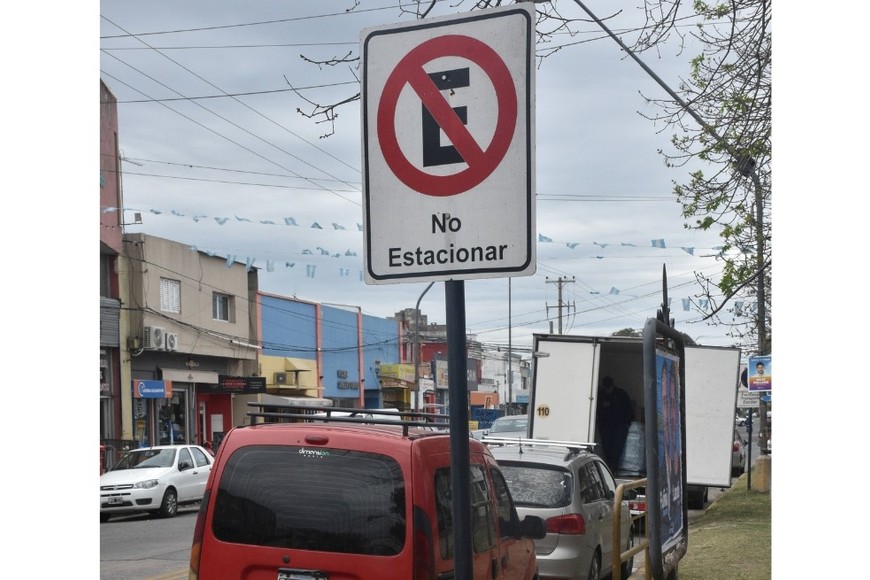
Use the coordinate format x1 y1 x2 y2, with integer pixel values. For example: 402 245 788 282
258 293 403 409
100 80 124 457
122 233 260 454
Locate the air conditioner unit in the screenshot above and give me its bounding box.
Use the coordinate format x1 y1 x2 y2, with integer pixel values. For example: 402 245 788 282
165 333 179 352
274 372 288 385
143 326 166 350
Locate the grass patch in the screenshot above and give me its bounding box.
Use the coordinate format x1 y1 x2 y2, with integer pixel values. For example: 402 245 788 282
676 472 771 579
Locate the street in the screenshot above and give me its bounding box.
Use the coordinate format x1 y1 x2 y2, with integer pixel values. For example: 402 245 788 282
100 505 199 580
100 479 741 580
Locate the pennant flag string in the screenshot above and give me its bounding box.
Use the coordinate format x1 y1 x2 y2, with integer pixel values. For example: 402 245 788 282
102 206 723 254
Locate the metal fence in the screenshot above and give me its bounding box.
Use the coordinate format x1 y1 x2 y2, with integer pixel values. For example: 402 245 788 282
614 478 650 580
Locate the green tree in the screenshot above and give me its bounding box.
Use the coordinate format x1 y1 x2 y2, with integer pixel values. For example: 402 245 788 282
631 0 772 354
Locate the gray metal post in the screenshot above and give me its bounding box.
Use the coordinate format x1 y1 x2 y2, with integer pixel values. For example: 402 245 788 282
445 280 472 580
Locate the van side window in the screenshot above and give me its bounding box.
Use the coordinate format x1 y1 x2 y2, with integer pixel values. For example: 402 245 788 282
470 465 497 551
435 465 498 559
490 468 519 537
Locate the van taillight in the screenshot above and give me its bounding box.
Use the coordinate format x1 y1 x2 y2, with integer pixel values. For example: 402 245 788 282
629 499 647 512
188 487 210 579
412 505 434 580
546 513 586 535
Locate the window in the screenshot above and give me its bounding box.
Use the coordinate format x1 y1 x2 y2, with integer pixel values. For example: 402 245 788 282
499 463 572 508
583 463 607 502
212 445 406 554
191 447 211 467
435 465 497 558
594 459 617 498
160 278 181 313
212 292 233 322
490 468 520 538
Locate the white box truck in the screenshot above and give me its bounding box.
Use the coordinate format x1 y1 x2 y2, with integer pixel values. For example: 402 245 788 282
527 333 741 508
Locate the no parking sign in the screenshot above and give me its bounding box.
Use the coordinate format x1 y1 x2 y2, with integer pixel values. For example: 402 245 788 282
361 4 535 283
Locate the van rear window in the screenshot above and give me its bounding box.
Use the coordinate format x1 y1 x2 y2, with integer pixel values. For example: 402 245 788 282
212 445 406 555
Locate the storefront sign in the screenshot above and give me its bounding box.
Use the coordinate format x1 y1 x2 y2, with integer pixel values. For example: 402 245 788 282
198 375 267 394
133 379 172 399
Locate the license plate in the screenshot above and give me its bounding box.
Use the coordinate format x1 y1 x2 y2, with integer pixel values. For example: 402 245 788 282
107 497 124 505
277 569 327 580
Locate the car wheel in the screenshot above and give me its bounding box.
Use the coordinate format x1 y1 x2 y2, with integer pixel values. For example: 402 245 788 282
158 488 178 518
621 532 635 578
587 550 601 580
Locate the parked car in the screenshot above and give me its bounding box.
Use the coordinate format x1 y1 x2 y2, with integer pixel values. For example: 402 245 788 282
100 444 213 522
486 415 529 439
189 406 547 580
731 431 746 477
490 441 634 580
734 415 746 427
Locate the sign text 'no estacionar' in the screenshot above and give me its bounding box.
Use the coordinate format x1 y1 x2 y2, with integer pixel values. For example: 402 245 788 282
361 4 535 284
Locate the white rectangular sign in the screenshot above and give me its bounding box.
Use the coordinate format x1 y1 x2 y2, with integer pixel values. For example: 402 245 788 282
737 390 761 409
361 4 535 284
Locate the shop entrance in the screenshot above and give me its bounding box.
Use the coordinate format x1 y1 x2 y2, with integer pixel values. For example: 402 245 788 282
156 387 190 445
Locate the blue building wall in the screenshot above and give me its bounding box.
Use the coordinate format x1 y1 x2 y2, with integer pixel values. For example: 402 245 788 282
320 306 362 400
259 295 401 408
259 295 317 359
362 315 402 405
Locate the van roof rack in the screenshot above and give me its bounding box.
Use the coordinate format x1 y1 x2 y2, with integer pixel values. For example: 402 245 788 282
246 402 450 437
482 436 597 457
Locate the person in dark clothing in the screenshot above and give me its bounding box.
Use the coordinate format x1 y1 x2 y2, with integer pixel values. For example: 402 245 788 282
597 376 634 469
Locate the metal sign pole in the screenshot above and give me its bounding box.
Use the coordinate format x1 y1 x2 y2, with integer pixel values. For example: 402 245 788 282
446 280 472 579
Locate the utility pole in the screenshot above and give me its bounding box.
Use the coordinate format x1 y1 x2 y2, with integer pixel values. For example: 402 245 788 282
545 276 575 334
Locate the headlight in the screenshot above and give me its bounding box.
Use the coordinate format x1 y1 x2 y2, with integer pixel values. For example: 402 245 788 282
134 479 160 489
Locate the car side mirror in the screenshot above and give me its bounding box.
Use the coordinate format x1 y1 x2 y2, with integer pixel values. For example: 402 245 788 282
520 515 547 540
178 460 193 471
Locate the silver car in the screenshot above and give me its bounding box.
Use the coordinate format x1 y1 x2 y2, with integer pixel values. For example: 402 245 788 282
486 415 529 438
491 441 634 580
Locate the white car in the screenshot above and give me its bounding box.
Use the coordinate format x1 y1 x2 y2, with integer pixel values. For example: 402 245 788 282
100 444 213 522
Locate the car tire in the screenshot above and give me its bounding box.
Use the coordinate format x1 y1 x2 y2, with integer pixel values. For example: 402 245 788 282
158 488 178 518
587 550 601 580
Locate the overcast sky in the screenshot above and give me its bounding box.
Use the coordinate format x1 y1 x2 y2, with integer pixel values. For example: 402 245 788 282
100 0 744 348
96 0 751 353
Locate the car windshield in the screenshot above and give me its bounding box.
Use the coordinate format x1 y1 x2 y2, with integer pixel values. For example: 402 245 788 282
491 417 527 433
112 448 177 470
499 463 572 508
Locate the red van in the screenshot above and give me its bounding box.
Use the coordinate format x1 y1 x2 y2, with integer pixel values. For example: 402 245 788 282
188 409 545 580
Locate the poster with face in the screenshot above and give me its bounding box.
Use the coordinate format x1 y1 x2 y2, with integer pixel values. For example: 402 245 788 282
747 355 772 392
656 350 683 552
